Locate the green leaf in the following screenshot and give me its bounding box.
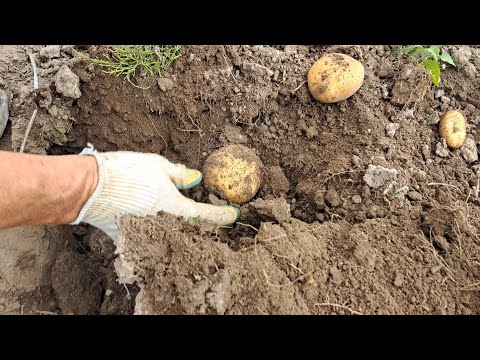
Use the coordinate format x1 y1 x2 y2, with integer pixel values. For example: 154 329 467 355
402 46 420 54
421 59 441 86
403 45 426 59
439 52 456 67
188 216 197 225
426 46 440 60
390 47 400 57
394 186 409 199
53 128 64 138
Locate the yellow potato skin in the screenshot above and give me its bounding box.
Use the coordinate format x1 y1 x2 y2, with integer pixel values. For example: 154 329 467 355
307 53 364 103
203 144 263 204
439 110 466 149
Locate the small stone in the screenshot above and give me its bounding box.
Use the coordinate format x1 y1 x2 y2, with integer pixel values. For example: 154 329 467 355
352 155 361 167
55 65 81 99
329 266 342 284
406 191 423 202
250 198 290 222
411 296 417 303
60 45 75 56
440 96 451 104
233 86 240 94
325 189 340 207
316 213 325 222
404 109 414 119
157 77 174 92
208 193 227 206
352 195 362 204
394 273 404 287
427 112 440 125
105 289 113 297
385 122 400 138
48 104 58 117
0 89 8 138
306 126 318 139
40 45 61 60
273 69 280 82
421 144 430 160
380 85 389 99
297 118 307 131
434 89 445 99
363 164 398 189
460 137 478 162
435 141 449 158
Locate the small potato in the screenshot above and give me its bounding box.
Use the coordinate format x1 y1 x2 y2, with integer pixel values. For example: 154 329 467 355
439 110 466 149
307 53 364 103
203 144 263 204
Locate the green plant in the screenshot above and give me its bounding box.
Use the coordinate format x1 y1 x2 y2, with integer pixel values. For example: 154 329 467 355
188 216 198 225
76 45 182 88
52 128 65 139
393 185 409 199
402 45 455 86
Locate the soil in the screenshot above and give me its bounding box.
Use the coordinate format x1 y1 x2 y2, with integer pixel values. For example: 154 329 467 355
1 44 480 314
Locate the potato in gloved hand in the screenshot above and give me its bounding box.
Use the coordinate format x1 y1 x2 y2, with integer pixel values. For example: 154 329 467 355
72 144 240 239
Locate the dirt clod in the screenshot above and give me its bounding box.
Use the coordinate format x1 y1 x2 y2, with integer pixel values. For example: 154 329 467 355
385 123 399 138
39 45 61 60
460 137 478 162
435 140 449 158
55 65 81 99
250 198 291 222
267 166 290 194
363 164 398 188
406 191 423 202
325 189 341 207
157 77 174 92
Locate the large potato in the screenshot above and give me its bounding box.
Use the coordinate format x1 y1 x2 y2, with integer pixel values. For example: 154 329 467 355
307 53 364 103
203 144 263 204
439 110 466 149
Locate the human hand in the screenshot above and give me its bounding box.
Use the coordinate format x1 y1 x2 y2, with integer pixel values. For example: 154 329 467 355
72 144 240 239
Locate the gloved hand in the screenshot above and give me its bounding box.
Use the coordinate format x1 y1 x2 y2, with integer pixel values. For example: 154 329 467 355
71 144 240 239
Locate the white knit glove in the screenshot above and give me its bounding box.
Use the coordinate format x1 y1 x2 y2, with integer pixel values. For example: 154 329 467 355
71 144 240 239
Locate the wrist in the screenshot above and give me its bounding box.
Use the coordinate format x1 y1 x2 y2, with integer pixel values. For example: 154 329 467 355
50 155 99 224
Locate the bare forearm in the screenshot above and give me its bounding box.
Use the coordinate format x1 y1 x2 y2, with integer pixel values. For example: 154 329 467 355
0 151 98 228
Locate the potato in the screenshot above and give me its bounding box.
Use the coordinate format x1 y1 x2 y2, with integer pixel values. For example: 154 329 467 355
307 53 364 103
439 110 466 149
203 144 263 204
